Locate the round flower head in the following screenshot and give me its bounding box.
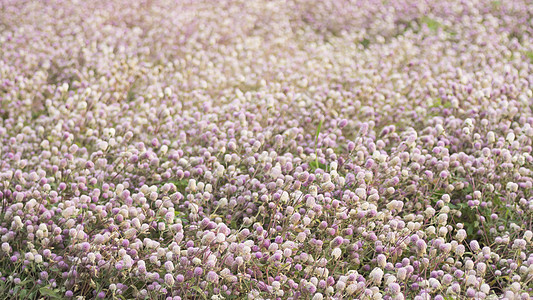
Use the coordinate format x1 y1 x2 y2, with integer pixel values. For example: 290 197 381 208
369 268 384 285
206 271 219 283
165 273 175 286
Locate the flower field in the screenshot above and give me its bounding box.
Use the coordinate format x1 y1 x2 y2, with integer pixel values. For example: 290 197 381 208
0 0 532 299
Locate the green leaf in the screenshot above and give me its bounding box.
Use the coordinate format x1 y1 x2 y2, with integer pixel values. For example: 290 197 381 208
168 179 189 192
314 118 324 169
466 225 474 236
174 211 189 224
309 160 326 171
525 51 533 63
39 287 62 299
360 38 370 49
492 196 503 207
429 97 442 108
191 286 207 299
500 275 511 281
315 119 323 142
420 16 441 32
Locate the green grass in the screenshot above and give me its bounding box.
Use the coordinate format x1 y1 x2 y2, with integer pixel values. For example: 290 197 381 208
38 286 64 299
312 118 324 171
360 38 370 49
420 16 441 32
309 160 327 172
429 97 452 109
491 0 501 7
525 51 533 63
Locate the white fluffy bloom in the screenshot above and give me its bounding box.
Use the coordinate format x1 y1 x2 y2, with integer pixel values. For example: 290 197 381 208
465 275 477 286
377 254 387 268
34 254 43 263
524 230 533 242
62 206 78 219
312 293 323 300
1 243 10 253
455 229 467 242
99 141 109 151
369 267 384 285
124 228 137 239
13 216 23 229
331 247 342 260
346 284 357 295
397 267 407 281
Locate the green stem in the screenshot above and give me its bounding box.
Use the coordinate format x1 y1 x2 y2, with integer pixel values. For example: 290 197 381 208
314 118 323 169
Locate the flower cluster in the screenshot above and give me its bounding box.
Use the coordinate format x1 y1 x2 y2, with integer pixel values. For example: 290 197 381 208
0 0 532 299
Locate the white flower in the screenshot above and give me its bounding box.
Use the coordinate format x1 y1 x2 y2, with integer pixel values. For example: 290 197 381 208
377 254 387 268
355 188 366 199
202 232 216 244
1 243 10 253
506 182 518 192
216 233 226 243
397 268 407 281
312 293 323 300
465 275 477 286
62 206 77 219
524 230 532 242
189 203 199 214
428 278 441 290
370 267 384 285
25 199 38 210
164 261 174 272
164 273 175 286
280 191 289 203
332 248 342 260
480 284 490 294
455 229 467 242
506 132 515 143
26 252 34 261
346 283 358 295
124 228 137 239
13 216 23 229
99 141 108 151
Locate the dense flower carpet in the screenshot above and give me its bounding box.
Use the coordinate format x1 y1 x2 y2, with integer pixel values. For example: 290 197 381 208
0 0 532 299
